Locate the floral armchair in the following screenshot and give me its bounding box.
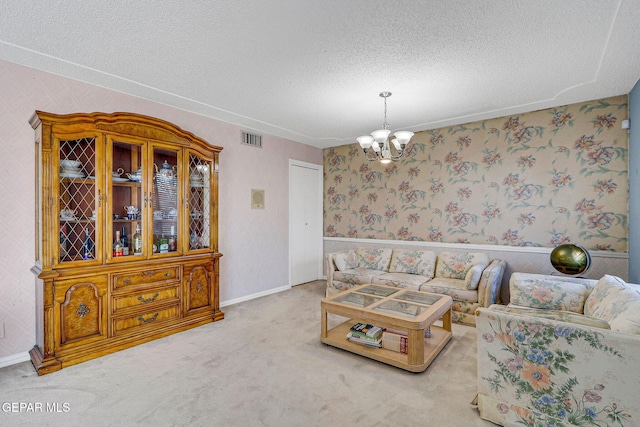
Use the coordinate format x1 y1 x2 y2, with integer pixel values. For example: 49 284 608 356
475 274 640 426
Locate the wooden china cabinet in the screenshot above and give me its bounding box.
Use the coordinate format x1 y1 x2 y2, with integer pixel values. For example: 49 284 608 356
29 111 223 375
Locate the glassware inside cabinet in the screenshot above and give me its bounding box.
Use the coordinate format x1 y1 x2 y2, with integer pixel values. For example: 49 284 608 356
188 154 211 250
58 137 97 262
111 140 143 258
152 148 179 254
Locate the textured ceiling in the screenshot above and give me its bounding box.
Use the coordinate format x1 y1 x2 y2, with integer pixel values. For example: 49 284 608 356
1 1 639 148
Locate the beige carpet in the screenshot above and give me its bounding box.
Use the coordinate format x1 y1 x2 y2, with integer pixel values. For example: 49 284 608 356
0 281 493 426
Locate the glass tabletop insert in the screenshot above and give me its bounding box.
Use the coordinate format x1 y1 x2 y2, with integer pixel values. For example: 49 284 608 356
374 300 428 318
393 291 443 306
333 292 382 308
355 285 400 297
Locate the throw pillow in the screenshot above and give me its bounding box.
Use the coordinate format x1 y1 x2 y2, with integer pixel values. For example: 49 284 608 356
333 250 358 271
584 275 627 320
607 287 640 335
389 249 437 278
356 247 393 271
435 252 489 281
464 264 485 290
509 275 588 313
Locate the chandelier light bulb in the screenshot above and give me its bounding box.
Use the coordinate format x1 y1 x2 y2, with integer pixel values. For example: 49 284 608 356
394 131 414 146
371 129 391 144
356 135 374 149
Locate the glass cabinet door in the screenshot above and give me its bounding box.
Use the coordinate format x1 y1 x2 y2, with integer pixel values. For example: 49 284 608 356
109 139 144 259
151 146 180 255
188 152 212 251
58 136 99 264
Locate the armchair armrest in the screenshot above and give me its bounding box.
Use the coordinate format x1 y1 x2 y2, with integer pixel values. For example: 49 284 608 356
477 259 506 307
475 307 640 426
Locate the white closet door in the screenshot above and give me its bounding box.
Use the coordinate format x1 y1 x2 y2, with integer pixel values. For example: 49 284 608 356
290 160 323 286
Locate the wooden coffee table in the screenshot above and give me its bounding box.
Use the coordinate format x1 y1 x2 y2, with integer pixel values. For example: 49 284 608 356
321 284 452 372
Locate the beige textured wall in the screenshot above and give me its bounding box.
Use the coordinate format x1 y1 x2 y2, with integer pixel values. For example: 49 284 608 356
324 95 629 253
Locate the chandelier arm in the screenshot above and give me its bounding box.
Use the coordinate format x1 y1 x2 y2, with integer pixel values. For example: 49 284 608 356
389 151 404 160
363 148 381 161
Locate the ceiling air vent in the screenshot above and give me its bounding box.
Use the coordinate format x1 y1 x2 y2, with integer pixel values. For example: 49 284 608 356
242 131 262 148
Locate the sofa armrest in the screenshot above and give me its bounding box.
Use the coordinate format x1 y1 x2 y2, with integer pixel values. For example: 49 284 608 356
324 252 338 293
324 250 350 295
477 259 506 307
475 307 640 426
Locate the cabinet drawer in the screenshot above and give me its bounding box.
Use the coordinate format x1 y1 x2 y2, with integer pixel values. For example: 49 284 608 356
112 304 180 336
112 285 180 314
112 266 181 291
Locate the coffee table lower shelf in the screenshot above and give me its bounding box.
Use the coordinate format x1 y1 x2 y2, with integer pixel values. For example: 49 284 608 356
321 319 452 373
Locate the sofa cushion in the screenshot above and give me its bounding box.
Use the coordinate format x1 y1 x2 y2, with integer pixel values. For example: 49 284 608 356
490 304 611 329
371 272 431 291
388 249 436 277
509 274 589 313
334 250 359 271
435 252 489 290
356 247 392 271
420 277 478 303
604 285 640 335
584 275 627 320
332 267 387 286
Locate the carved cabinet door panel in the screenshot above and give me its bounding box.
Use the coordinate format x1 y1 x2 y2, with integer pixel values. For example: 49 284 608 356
184 263 212 314
54 275 108 348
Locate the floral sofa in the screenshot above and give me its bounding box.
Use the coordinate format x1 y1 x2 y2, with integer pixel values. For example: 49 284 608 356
325 247 506 326
476 273 640 426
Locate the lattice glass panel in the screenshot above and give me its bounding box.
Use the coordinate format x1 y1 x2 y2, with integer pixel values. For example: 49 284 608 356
59 137 97 262
188 154 211 250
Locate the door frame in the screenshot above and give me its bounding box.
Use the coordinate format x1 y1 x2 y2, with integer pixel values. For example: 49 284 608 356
288 159 324 286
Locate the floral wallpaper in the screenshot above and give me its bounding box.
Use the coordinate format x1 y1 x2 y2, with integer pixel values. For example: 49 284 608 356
324 95 628 252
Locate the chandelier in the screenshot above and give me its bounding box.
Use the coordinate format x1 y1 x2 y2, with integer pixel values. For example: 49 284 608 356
356 91 414 164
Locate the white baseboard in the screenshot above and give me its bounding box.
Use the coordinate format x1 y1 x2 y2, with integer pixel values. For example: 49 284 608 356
0 352 31 369
220 284 291 308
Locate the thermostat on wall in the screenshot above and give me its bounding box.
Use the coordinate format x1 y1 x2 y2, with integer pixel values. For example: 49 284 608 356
251 189 265 209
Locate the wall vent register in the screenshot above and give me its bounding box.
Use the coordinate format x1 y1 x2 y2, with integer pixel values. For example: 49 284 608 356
242 131 262 148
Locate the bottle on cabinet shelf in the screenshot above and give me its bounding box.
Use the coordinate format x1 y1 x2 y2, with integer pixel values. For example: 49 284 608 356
168 225 177 252
133 222 143 256
159 234 169 253
81 227 94 260
113 230 124 257
121 226 129 256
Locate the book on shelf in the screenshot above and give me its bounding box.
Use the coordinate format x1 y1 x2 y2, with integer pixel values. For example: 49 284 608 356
382 330 408 354
346 332 382 348
349 323 383 341
346 322 383 348
381 327 432 354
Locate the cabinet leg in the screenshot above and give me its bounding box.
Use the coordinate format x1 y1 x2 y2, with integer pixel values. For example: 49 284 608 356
29 345 62 376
